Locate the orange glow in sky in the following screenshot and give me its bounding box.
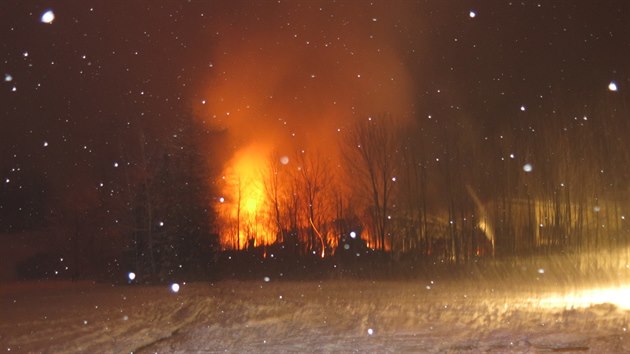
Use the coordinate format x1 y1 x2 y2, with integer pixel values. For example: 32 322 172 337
196 2 415 251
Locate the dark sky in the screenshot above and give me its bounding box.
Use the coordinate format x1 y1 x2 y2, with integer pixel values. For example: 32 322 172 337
1 1 629 232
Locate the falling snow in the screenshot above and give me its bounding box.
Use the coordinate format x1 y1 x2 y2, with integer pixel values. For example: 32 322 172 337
40 10 55 24
1 2 630 352
608 81 618 92
170 283 180 293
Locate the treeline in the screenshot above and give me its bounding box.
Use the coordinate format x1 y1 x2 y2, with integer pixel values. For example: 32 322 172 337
13 95 629 281
217 94 630 265
20 113 222 282
118 113 218 282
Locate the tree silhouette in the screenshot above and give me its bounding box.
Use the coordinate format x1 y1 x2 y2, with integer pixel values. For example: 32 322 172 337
343 116 400 253
123 113 216 281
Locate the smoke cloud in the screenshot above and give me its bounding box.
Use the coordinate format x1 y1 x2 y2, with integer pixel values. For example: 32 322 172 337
196 1 420 159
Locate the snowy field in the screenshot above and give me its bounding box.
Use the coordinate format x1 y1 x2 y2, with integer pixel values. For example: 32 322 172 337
2 276 630 353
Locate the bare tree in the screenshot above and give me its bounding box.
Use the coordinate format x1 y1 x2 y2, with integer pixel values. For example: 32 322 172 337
343 116 400 253
119 114 215 281
263 152 286 245
295 150 333 257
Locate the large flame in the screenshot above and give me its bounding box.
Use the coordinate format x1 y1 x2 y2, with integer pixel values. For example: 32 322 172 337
195 2 418 253
217 143 276 250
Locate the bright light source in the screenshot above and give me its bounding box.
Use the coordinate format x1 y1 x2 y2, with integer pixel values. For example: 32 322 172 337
4 74 12 82
469 10 476 18
520 105 526 112
367 328 374 335
534 286 630 310
263 276 271 282
128 272 136 281
522 163 533 172
280 156 289 165
608 81 618 92
350 231 357 239
170 283 180 293
217 144 277 249
41 10 55 24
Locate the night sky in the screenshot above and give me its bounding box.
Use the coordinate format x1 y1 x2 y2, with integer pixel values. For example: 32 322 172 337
2 1 629 236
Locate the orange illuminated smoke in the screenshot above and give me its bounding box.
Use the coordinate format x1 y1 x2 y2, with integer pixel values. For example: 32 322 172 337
216 144 276 250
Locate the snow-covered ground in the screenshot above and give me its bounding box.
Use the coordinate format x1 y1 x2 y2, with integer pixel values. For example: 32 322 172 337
2 276 630 353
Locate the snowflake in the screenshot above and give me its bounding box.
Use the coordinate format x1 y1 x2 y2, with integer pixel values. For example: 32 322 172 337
608 81 618 92
41 10 55 24
170 283 180 293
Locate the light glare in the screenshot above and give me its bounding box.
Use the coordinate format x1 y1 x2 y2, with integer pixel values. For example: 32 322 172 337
533 286 630 310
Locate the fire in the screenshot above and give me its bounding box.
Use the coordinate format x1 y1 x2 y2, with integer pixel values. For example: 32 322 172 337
217 144 276 250
215 143 343 257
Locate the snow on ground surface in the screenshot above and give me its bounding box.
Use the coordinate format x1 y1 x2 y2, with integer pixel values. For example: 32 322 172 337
2 277 630 353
